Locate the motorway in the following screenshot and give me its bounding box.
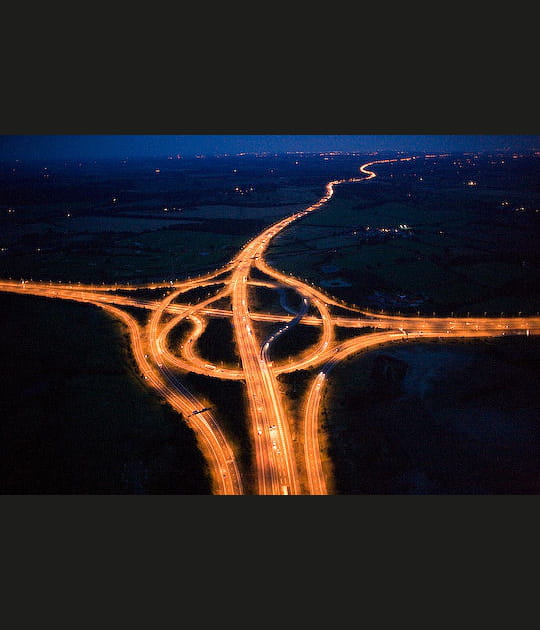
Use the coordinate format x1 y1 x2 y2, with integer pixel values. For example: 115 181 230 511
1 155 539 494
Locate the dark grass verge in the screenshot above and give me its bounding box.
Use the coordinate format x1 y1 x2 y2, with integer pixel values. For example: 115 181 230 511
267 323 322 364
195 317 240 367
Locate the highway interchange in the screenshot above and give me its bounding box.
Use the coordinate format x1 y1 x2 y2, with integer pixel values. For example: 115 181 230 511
1 156 539 494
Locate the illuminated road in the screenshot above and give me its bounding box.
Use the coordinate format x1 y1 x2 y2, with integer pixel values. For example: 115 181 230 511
1 155 538 494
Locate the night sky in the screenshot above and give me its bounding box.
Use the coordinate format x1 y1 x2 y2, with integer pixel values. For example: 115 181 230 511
0 135 539 162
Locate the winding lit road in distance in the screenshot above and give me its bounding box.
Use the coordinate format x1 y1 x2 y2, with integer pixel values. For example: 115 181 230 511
1 156 539 494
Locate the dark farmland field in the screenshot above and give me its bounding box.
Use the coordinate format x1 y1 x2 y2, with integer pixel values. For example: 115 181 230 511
324 337 540 494
0 154 341 284
0 292 211 494
267 153 540 316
